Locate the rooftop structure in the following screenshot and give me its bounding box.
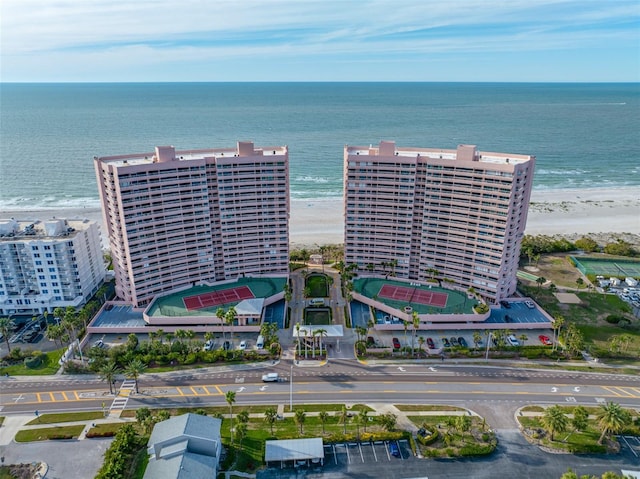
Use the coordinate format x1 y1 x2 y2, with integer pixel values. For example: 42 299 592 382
95 141 290 307
0 218 106 315
344 141 535 303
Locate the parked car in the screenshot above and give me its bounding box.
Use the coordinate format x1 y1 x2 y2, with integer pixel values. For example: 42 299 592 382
450 337 459 347
22 330 39 343
203 339 214 351
507 334 520 347
93 339 105 349
239 340 247 350
222 340 231 350
389 442 401 458
538 335 552 346
426 337 435 349
524 300 535 309
457 337 468 348
392 337 401 349
441 337 451 348
500 300 511 309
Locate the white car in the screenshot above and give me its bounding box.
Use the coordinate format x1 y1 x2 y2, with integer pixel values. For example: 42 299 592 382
524 300 535 309
239 340 247 350
203 339 214 351
262 372 279 382
507 334 520 347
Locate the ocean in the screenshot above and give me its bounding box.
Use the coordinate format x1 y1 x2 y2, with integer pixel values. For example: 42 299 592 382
1 82 638 210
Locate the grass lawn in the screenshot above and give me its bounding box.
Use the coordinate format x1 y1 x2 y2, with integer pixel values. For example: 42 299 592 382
87 422 125 437
395 405 465 412
14 425 85 442
304 307 332 325
0 348 64 376
524 255 583 288
26 411 105 425
306 274 329 297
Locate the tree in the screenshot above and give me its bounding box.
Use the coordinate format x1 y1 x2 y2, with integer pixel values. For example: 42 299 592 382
236 410 249 425
455 415 471 433
411 311 420 357
0 317 12 352
339 406 349 434
518 333 528 347
294 409 306 435
319 411 330 434
472 331 482 350
225 307 237 343
126 333 138 351
566 405 589 442
536 276 547 290
235 422 247 448
564 323 584 357
541 405 568 441
417 336 425 356
576 278 584 289
596 402 630 445
315 328 327 357
264 407 278 435
226 390 236 442
552 315 565 351
216 307 226 341
359 409 369 432
124 359 146 394
99 362 120 394
574 236 599 253
379 412 397 432
548 283 558 295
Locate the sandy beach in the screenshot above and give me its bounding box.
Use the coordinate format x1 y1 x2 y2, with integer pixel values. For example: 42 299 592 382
1 187 638 249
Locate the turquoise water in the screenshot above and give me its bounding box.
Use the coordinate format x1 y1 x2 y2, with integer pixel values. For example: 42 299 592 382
1 82 638 209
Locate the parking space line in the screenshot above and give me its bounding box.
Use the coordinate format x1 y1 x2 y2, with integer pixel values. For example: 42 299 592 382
189 386 200 396
61 391 69 401
176 387 185 396
620 436 638 458
371 442 378 462
357 442 364 463
202 386 211 395
73 391 80 400
345 443 351 464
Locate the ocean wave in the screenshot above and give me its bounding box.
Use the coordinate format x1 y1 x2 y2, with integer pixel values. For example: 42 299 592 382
535 168 589 176
293 176 332 184
0 196 102 211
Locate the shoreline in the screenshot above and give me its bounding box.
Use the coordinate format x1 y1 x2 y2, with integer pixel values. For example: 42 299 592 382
1 186 638 249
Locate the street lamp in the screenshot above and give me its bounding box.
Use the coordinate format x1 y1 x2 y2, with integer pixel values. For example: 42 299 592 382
485 332 492 361
289 364 294 412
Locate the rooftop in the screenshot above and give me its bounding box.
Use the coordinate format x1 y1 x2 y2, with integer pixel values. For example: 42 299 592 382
0 218 96 240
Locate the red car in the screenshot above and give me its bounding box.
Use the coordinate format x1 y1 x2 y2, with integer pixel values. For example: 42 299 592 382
538 335 552 346
392 337 401 349
426 337 435 349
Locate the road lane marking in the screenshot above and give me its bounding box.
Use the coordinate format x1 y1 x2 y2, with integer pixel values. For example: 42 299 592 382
62 391 69 401
189 387 200 396
177 387 185 396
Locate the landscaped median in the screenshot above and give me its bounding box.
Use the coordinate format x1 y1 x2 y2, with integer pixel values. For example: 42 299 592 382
516 403 640 454
9 403 498 477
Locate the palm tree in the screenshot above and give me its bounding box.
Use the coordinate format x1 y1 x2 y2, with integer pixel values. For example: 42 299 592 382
403 321 408 356
235 422 247 448
596 402 630 445
576 278 584 289
518 333 528 347
541 405 568 441
536 276 547 290
359 409 369 432
225 307 237 343
411 312 420 357
264 407 278 435
315 328 328 357
472 331 482 350
226 390 236 442
417 336 425 356
294 409 306 435
318 411 330 434
548 283 558 294
99 362 120 394
236 410 249 424
0 317 13 352
552 315 565 351
216 307 226 341
339 406 349 434
124 358 146 394
295 323 302 358
566 405 588 442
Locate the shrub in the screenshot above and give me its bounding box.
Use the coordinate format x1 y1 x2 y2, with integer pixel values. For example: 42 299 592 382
23 356 42 369
417 429 439 446
459 443 496 456
605 314 625 324
474 304 489 314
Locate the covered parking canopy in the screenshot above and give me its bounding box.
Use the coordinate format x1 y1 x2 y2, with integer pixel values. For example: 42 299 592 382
265 438 324 468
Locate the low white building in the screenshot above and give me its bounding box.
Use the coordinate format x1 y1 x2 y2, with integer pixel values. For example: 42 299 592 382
0 218 106 315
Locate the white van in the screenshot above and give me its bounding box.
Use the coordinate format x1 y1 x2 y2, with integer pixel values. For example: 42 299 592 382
262 372 279 382
309 298 325 306
256 335 265 349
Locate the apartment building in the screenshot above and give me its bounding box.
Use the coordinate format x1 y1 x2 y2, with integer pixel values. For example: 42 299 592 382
0 218 106 315
344 141 535 303
94 142 289 307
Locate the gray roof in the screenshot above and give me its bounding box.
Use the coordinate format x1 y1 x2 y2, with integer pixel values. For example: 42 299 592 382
265 438 325 462
144 451 217 479
234 298 265 316
291 325 343 338
148 413 221 447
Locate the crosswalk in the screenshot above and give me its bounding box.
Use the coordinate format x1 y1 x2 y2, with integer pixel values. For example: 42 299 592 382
109 379 137 417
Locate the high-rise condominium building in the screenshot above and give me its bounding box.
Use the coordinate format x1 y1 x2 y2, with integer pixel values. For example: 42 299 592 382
344 141 535 303
95 142 290 307
0 218 106 315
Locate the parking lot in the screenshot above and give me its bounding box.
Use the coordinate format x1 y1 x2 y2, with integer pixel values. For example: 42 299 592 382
323 439 412 466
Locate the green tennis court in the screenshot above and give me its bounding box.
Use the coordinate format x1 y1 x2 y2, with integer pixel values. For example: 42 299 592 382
571 256 640 278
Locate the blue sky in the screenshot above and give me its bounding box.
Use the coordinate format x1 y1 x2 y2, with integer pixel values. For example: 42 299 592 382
1 0 638 82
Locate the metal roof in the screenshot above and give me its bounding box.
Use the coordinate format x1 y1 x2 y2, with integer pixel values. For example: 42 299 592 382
265 438 325 463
